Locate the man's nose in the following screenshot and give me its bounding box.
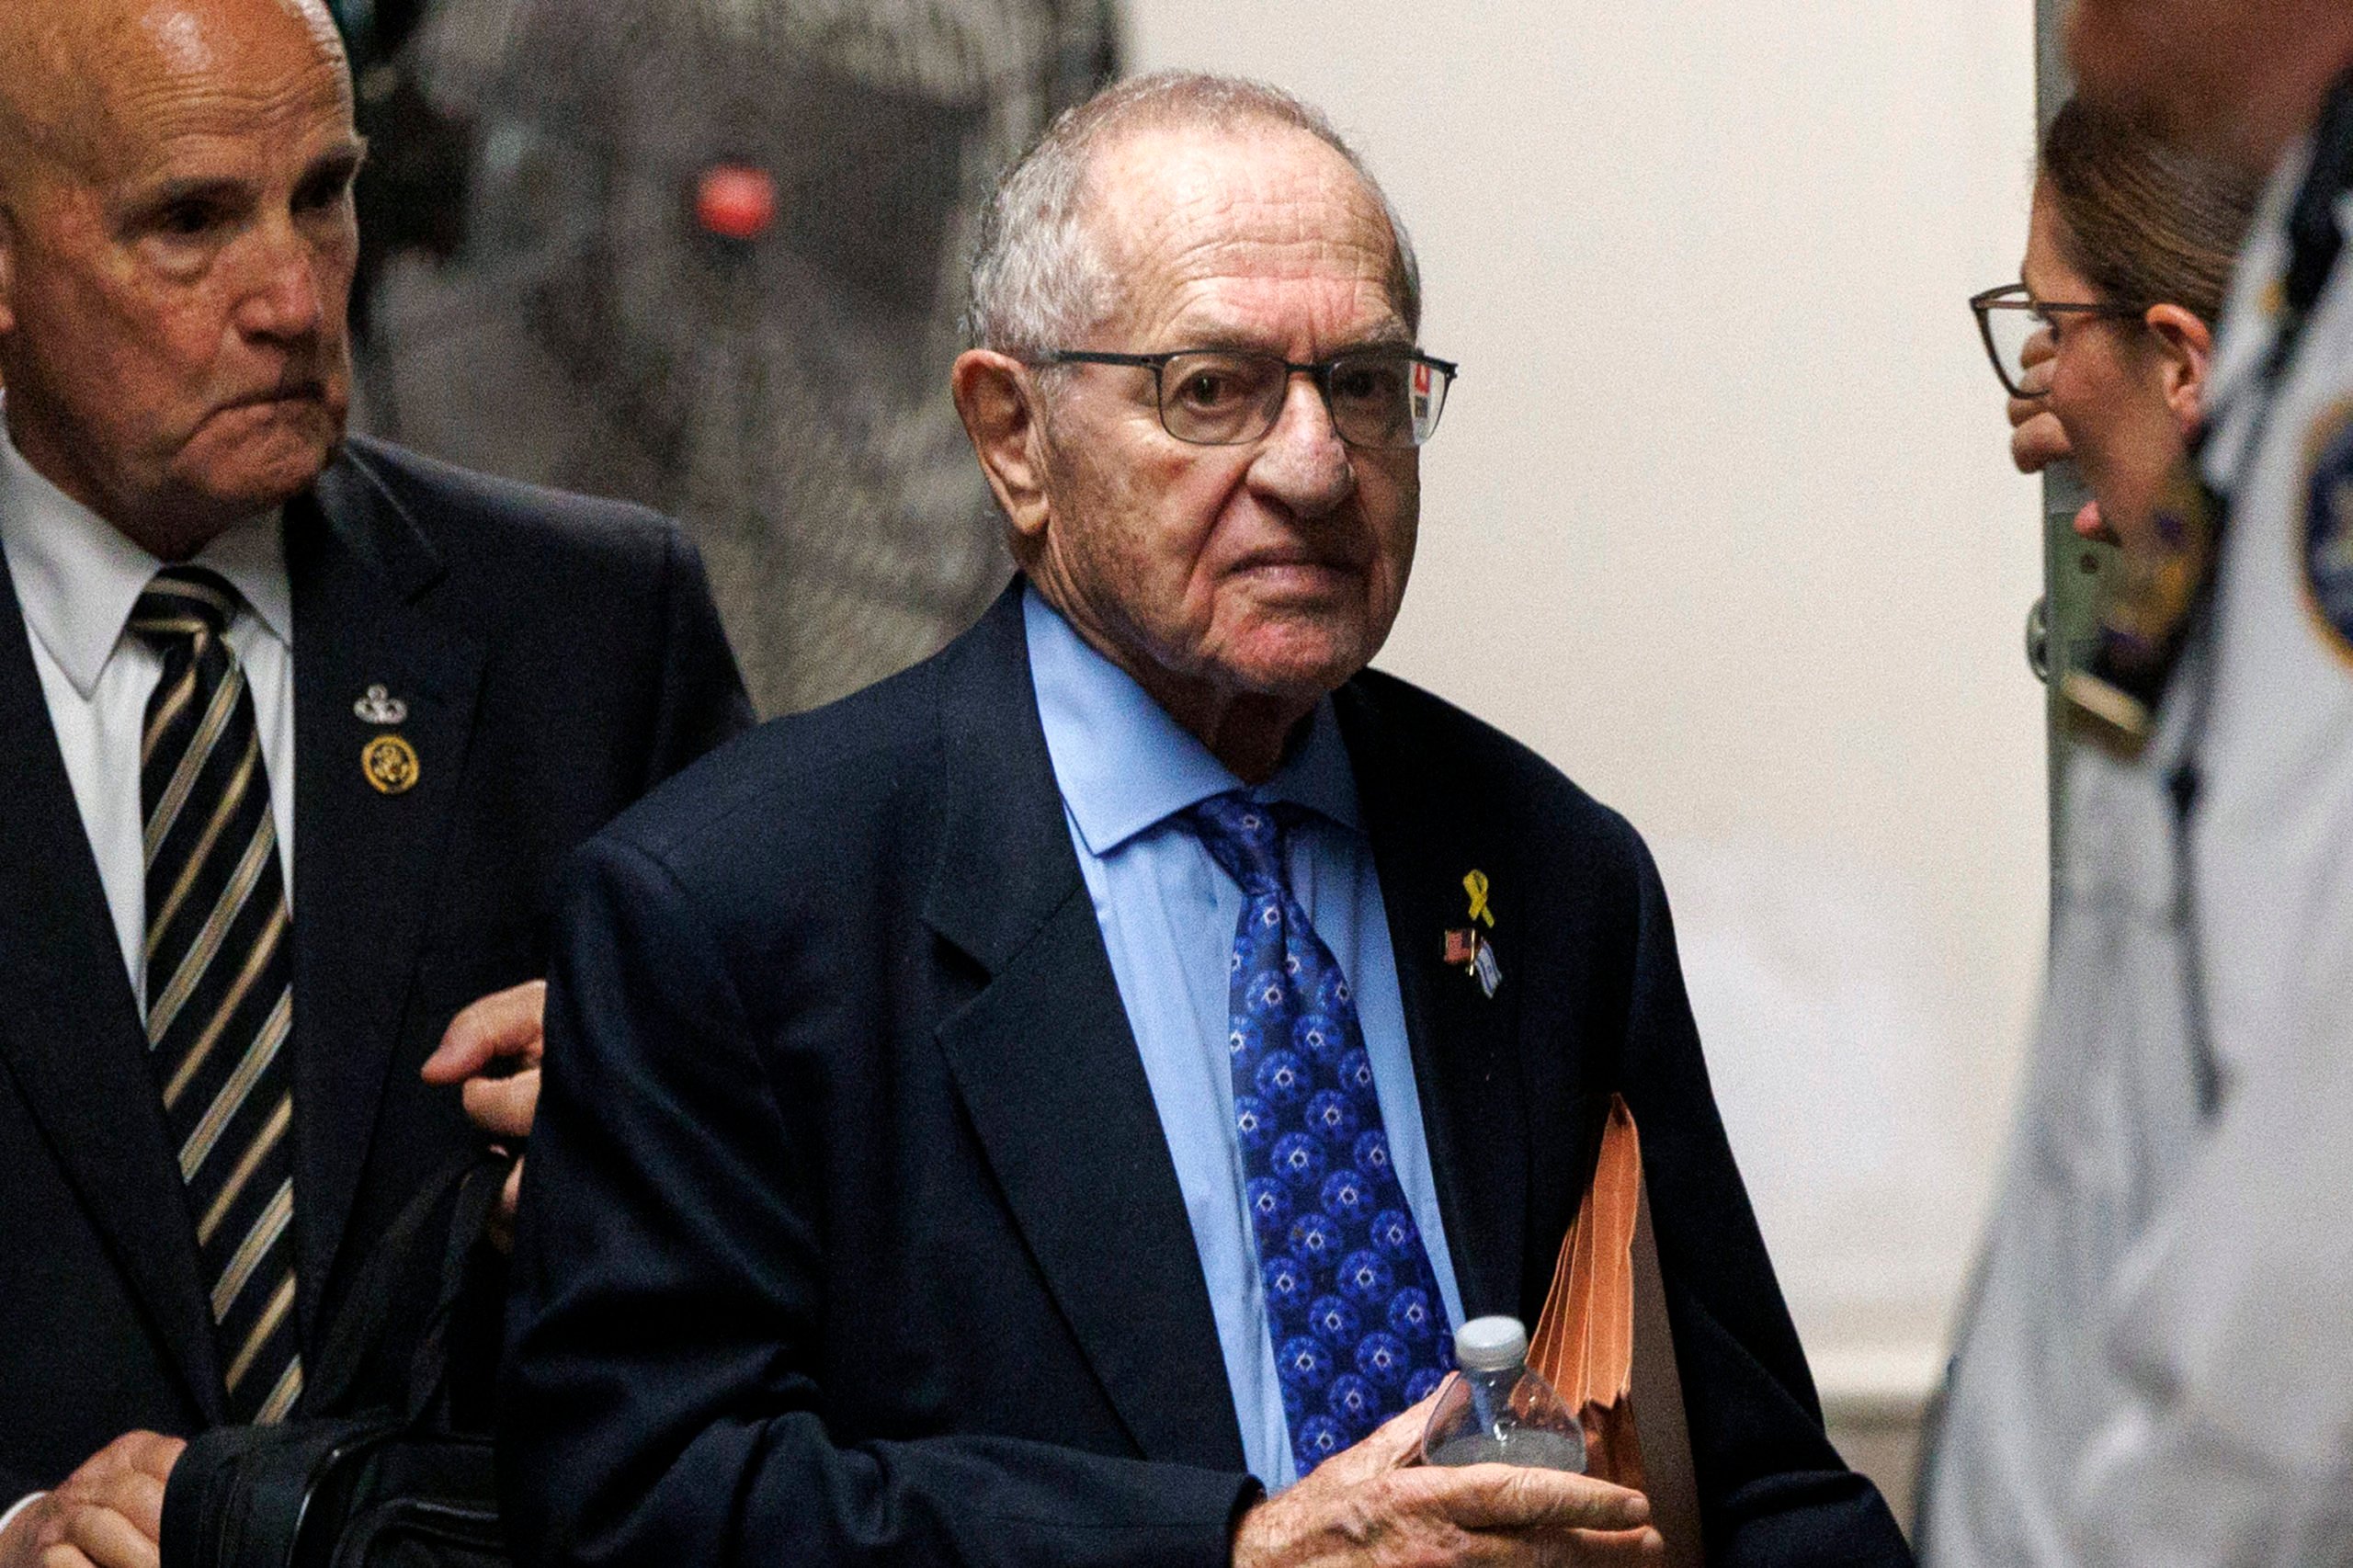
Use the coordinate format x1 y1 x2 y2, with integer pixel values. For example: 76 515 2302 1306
233 227 327 342
1249 374 1356 515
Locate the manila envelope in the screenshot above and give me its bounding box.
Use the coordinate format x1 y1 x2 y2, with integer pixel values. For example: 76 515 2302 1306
1525 1095 1704 1567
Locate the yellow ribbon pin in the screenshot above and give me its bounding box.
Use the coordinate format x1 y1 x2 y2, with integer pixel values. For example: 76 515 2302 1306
1463 870 1494 927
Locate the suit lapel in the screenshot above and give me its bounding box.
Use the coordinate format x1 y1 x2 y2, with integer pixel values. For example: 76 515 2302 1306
285 449 485 1344
1336 681 1532 1323
923 587 1245 1474
0 554 227 1420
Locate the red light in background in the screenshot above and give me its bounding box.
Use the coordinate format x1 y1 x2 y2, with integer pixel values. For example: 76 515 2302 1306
695 165 779 241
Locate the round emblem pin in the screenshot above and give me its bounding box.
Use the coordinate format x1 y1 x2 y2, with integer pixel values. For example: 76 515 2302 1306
362 733 421 796
2302 396 2353 663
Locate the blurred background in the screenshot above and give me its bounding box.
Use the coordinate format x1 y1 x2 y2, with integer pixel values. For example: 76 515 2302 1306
334 0 2050 1523
335 0 1116 716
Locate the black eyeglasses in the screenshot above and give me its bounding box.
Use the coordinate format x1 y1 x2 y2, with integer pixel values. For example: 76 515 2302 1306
1040 347 1459 449
1970 283 2145 399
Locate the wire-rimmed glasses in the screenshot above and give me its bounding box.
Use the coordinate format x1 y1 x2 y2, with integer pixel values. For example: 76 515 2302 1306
1970 283 2145 399
1040 347 1459 449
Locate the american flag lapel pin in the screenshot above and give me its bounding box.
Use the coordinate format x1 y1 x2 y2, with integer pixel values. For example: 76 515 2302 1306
1458 870 1500 997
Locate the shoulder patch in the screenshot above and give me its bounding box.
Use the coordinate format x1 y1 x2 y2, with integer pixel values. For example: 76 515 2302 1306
2302 396 2353 661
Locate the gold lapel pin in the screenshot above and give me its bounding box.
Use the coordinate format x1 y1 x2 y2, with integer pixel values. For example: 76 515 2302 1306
354 684 409 724
362 733 420 796
1462 870 1495 928
1459 870 1500 997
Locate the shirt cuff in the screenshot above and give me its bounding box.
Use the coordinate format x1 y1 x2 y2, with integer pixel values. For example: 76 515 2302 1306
0 1491 44 1544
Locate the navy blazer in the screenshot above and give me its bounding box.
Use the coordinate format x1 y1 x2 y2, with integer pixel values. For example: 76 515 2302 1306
502 582 1912 1568
0 436 751 1497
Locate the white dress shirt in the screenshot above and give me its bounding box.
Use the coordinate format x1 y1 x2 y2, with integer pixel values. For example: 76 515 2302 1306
0 430 296 1009
1924 725 2211 1568
1931 145 2353 1568
2063 146 2353 1568
0 430 295 1537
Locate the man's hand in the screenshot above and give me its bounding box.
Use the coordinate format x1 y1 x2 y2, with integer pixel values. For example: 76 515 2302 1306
2008 328 2072 477
2006 331 2120 544
1232 1397 1660 1568
0 1432 185 1568
420 980 545 1249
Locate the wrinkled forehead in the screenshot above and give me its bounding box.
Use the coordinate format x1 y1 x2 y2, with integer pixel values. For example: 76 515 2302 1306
1085 123 1413 346
1 0 350 188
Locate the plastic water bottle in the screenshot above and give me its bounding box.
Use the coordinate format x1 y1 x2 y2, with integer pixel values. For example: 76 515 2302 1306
1420 1315 1587 1472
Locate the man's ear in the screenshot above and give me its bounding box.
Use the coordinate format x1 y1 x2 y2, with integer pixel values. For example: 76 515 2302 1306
950 348 1052 550
2144 302 2214 435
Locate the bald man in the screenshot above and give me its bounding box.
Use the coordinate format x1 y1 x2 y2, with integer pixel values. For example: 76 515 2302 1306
0 2 748 1562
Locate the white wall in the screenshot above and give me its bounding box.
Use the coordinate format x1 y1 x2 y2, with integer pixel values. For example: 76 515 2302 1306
1123 0 2047 1398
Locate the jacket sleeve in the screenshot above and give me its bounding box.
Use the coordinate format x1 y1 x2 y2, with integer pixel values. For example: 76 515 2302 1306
1612 831 1915 1568
643 522 755 787
498 835 1258 1568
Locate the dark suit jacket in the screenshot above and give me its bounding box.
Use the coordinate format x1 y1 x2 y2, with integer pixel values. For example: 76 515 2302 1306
502 583 1911 1568
0 436 751 1498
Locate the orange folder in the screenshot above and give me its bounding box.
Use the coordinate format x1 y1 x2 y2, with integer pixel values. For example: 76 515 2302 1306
1525 1095 1703 1565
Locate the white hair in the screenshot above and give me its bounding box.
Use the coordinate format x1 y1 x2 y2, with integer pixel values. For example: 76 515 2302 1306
961 70 1423 358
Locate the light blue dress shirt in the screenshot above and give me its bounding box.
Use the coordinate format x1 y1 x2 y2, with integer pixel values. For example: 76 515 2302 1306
1024 586 1466 1490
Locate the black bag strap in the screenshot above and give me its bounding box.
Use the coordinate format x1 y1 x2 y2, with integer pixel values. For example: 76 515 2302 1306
305 1148 511 1421
160 1415 394 1568
403 1154 511 1427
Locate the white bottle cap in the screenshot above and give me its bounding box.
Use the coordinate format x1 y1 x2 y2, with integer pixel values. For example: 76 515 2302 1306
1453 1315 1529 1373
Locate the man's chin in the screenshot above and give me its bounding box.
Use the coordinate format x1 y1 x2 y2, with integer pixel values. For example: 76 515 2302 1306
1214 619 1382 700
172 419 343 517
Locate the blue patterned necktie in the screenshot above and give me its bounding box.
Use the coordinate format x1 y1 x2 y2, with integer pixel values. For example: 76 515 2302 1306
1182 790 1451 1476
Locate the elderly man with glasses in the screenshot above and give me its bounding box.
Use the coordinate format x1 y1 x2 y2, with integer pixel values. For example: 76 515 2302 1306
500 71 1911 1568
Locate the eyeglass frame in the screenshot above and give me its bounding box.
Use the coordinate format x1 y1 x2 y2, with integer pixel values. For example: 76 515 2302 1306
1035 346 1461 449
1969 283 2148 400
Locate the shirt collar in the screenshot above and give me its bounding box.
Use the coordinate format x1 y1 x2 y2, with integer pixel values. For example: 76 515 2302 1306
0 425 292 699
1023 582 1361 858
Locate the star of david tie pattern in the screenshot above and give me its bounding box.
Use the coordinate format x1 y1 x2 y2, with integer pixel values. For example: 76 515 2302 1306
1183 791 1451 1477
131 567 303 1425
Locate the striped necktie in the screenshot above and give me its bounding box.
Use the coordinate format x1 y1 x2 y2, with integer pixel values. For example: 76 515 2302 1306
130 566 303 1425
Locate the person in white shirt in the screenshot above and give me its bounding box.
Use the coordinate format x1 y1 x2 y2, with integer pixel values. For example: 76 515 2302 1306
1947 1 2353 1562
1924 97 2259 1568
0 1 748 1564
